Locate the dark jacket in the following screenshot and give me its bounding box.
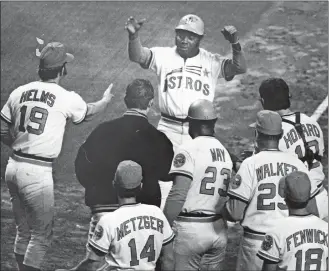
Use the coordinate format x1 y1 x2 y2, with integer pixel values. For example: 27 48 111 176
75 110 174 209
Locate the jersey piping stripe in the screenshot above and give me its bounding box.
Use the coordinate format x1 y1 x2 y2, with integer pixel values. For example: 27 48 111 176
227 190 249 203
186 65 202 69
73 103 88 124
169 169 193 178
166 68 183 77
0 112 12 124
221 58 229 78
163 232 175 245
257 251 280 263
88 240 108 254
185 70 201 76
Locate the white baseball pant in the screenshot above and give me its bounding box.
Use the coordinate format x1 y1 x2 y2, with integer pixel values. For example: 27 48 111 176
5 155 54 269
157 117 192 210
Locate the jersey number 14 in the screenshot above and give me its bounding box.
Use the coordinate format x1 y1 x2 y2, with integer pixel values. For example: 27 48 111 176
128 235 155 266
18 105 49 135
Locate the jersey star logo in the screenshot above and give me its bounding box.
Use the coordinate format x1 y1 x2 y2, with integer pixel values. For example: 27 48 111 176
203 68 210 77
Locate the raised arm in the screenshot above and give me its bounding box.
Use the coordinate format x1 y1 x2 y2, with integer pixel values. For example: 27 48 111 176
221 26 247 80
125 16 152 68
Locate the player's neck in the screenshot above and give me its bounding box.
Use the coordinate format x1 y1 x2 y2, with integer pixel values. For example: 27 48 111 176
118 197 137 206
42 77 60 85
127 108 148 116
257 141 279 151
289 208 310 216
276 108 292 116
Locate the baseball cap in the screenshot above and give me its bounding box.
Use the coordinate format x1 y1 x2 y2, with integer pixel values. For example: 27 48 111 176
188 99 217 120
39 42 74 69
250 110 283 135
281 171 311 203
175 14 204 36
113 160 143 190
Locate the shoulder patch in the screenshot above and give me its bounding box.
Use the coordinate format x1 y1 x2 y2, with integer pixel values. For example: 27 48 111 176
230 174 242 189
261 235 273 251
93 225 104 241
174 153 186 168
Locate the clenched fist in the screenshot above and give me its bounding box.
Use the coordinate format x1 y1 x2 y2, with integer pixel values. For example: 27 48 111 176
221 25 239 44
125 16 146 37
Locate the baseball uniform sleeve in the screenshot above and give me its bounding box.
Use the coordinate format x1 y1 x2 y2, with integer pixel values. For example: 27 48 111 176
159 211 175 245
88 217 112 254
1 94 13 124
227 159 254 203
66 91 88 124
148 47 166 75
257 232 281 263
169 147 194 178
211 53 229 79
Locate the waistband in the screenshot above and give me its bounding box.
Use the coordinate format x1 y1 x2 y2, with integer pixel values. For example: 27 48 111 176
243 227 265 240
12 151 54 167
177 212 223 223
161 113 189 124
90 204 119 214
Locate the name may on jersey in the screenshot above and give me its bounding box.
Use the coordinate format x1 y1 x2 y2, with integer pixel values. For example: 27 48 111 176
116 215 164 241
20 89 56 107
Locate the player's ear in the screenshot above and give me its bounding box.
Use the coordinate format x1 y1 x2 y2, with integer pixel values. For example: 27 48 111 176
148 99 154 108
259 97 265 108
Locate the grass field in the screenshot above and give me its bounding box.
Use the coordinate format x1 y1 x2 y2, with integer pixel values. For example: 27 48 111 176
1 1 328 270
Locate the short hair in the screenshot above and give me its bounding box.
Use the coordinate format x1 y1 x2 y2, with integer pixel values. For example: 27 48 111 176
115 185 141 198
38 64 64 81
259 78 291 111
124 79 154 110
257 131 282 141
285 198 308 209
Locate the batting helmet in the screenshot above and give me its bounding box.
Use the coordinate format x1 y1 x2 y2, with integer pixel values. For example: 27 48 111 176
175 14 204 36
188 99 217 120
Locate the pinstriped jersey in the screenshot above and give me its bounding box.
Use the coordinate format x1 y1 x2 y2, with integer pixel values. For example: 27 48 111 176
89 203 174 271
148 47 227 119
227 151 317 234
1 81 87 158
169 136 233 215
279 112 325 188
257 215 328 271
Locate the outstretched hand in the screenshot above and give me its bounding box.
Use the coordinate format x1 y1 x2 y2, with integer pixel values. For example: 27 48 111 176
103 83 114 102
125 16 146 36
221 25 239 44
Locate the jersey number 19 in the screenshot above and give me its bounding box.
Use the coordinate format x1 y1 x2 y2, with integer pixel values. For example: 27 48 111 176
18 105 48 135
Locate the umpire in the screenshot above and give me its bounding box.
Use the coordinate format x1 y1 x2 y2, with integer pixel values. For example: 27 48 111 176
70 79 174 270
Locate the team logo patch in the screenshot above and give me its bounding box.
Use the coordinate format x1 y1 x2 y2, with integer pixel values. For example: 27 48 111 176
174 153 186 168
231 174 242 189
93 225 104 241
261 235 273 251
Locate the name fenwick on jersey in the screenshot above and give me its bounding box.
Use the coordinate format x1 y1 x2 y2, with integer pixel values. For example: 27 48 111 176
20 89 56 107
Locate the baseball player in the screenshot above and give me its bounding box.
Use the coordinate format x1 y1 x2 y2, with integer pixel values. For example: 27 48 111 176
57 160 175 271
162 99 233 271
257 171 328 271
125 13 247 208
0 42 114 271
223 110 319 271
257 77 328 221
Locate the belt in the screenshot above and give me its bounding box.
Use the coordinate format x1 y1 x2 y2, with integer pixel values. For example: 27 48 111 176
12 151 54 167
243 227 266 241
161 113 189 124
177 212 223 223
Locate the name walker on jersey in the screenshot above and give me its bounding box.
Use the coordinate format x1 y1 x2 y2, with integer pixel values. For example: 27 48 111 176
256 163 298 182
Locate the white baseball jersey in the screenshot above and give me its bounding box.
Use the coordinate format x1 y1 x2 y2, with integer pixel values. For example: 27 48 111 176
0 81 87 158
169 136 233 214
89 203 174 271
227 150 318 234
279 112 325 187
148 46 228 118
257 215 328 271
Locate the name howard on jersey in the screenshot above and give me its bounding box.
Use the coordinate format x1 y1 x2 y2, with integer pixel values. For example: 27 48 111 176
210 148 226 162
116 216 164 241
286 229 328 251
256 163 298 182
283 124 321 149
20 89 56 107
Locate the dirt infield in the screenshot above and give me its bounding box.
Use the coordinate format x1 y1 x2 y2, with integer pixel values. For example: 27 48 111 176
1 1 327 270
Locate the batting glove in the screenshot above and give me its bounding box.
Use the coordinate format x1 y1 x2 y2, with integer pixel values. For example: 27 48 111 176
221 26 239 44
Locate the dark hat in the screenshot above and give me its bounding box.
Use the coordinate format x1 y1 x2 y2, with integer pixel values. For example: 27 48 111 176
250 110 283 135
113 161 142 190
39 42 74 69
281 171 311 203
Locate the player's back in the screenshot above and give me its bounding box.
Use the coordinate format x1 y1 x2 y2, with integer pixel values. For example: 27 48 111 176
241 151 310 234
179 136 233 215
102 203 174 270
5 81 86 158
274 215 328 271
279 112 325 184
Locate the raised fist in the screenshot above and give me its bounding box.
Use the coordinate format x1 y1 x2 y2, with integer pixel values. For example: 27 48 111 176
125 16 146 36
221 25 239 44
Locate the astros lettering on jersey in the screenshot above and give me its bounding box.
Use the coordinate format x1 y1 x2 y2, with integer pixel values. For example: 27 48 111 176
170 136 233 214
148 47 227 118
89 203 174 270
257 215 328 270
0 81 87 158
227 151 318 234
